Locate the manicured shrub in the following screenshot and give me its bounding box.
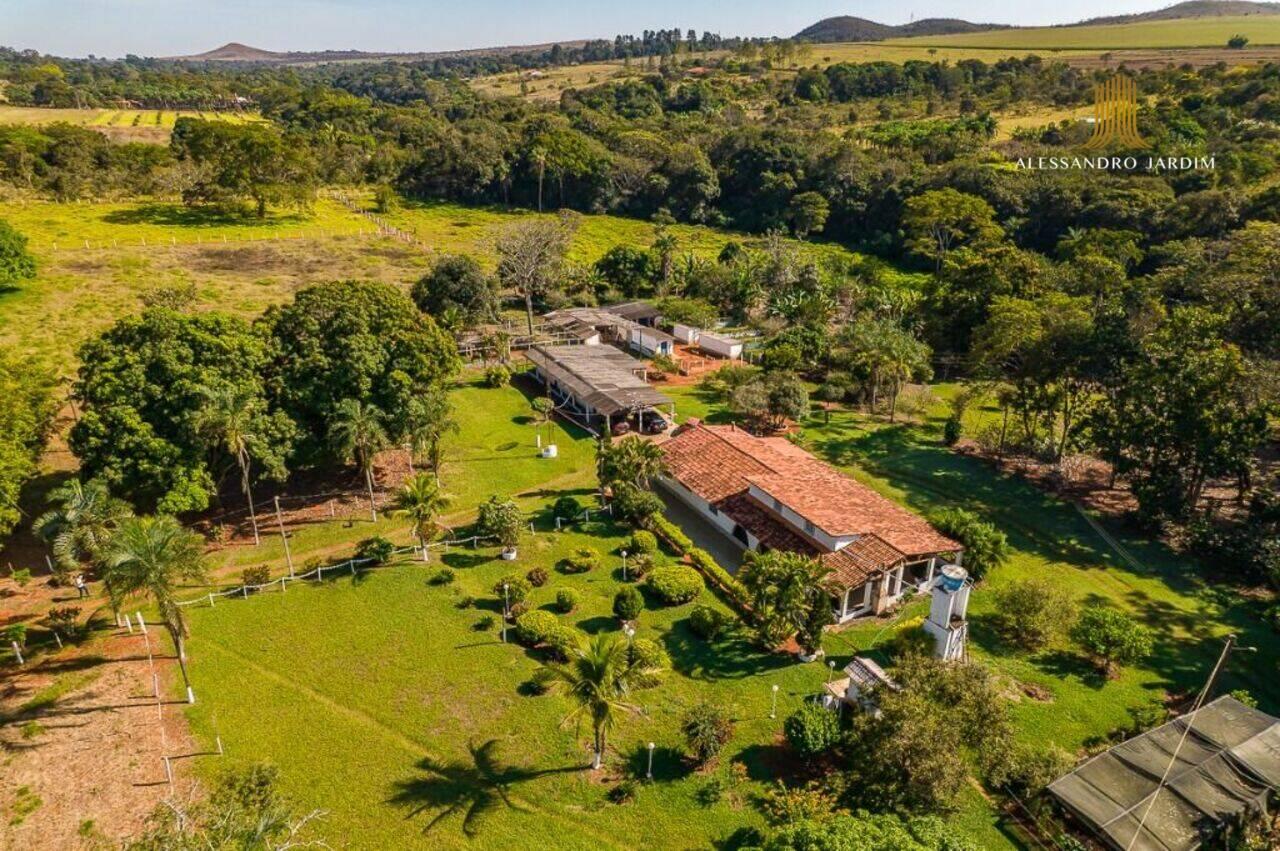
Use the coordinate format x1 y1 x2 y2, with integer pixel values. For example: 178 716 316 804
629 530 658 556
984 743 1073 798
477 496 523 550
241 565 270 588
627 637 670 680
493 574 532 605
484 365 511 387
888 616 933 658
610 481 664 526
688 604 729 640
651 513 693 551
552 495 581 520
784 703 841 759
526 567 549 587
561 547 599 574
428 567 456 586
355 536 394 565
613 586 643 621
507 601 530 620
456 595 475 609
682 701 735 766
646 565 703 605
607 780 638 804
544 623 584 661
930 508 1008 580
555 588 580 614
1071 605 1153 677
475 614 496 631
515 610 558 646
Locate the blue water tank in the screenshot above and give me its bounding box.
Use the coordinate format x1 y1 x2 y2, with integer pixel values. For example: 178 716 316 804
937 564 967 593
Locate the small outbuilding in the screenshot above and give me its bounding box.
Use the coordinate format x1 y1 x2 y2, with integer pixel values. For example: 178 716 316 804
697 331 743 360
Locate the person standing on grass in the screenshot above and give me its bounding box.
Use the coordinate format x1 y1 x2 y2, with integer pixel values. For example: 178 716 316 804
75 573 89 598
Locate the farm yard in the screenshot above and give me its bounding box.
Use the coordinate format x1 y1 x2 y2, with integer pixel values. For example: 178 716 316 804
3 5 1280 849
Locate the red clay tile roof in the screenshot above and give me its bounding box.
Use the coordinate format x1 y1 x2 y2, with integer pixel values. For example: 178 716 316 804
661 422 960 589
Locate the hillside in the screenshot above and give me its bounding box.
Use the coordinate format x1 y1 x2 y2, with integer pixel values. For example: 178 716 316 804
795 15 1005 42
882 12 1280 48
171 39 590 65
1073 0 1280 26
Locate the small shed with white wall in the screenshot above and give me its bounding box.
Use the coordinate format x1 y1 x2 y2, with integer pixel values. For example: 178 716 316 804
629 325 676 358
698 331 743 360
670 323 700 345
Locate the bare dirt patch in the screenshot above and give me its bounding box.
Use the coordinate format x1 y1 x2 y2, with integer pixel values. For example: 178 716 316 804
1 631 199 850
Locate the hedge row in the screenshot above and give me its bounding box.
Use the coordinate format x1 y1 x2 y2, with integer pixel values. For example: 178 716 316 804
650 514 754 619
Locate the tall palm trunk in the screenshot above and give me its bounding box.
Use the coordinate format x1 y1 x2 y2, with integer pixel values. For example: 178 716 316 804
592 726 605 770
238 448 260 546
364 464 377 522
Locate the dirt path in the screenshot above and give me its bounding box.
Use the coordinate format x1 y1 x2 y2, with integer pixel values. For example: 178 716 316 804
0 626 199 850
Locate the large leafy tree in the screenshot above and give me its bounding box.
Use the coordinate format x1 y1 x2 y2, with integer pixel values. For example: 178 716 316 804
410 254 500 330
1089 308 1271 523
901 188 1004 271
539 633 660 770
259 280 460 463
0 218 36 288
70 308 289 514
170 118 315 218
103 515 208 691
0 349 57 539
34 479 133 584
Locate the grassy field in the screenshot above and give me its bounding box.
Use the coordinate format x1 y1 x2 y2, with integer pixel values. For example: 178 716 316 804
0 105 262 142
473 62 631 101
0 195 866 368
886 14 1280 50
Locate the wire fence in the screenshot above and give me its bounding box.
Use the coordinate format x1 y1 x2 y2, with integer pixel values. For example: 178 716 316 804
43 225 381 253
176 502 615 609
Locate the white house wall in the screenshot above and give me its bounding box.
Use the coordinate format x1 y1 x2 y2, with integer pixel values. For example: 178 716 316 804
657 476 758 549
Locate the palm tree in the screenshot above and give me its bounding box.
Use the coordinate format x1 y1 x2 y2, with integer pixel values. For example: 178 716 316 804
531 146 547 213
539 634 658 770
329 399 389 522
531 396 555 446
405 393 459 485
34 478 133 584
392 473 452 561
103 515 207 692
601 437 667 490
193 384 273 545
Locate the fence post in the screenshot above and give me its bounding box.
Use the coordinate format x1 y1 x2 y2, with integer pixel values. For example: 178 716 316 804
555 516 562 531
11 641 23 665
135 612 147 634
349 560 356 577
208 592 214 608
280 577 286 593
275 496 294 577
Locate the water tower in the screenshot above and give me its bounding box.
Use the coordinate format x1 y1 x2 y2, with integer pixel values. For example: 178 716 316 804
923 564 970 661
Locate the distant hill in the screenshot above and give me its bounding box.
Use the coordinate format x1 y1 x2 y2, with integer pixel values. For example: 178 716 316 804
1072 0 1280 26
795 16 1006 43
170 40 590 65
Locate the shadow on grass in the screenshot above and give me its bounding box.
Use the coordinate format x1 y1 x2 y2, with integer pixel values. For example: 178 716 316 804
662 621 792 681
440 551 494 570
575 615 618 635
389 739 581 838
623 742 690 782
100 204 312 228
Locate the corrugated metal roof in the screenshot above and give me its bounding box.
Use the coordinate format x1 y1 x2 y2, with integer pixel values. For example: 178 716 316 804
527 345 670 417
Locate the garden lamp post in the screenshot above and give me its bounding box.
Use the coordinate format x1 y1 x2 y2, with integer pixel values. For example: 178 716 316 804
404 443 414 474
770 684 779 719
646 741 655 779
623 623 635 650
621 549 628 581
502 582 510 643
827 660 835 684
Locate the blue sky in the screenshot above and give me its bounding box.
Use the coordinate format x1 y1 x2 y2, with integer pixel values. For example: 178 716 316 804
4 0 1181 58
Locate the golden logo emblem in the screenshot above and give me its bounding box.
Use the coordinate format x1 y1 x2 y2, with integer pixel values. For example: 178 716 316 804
1081 74 1148 150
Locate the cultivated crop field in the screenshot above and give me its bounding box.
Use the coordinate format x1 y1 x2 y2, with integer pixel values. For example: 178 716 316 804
0 105 262 142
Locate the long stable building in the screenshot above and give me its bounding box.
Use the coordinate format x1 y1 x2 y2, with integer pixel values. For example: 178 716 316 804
659 420 961 621
526 344 673 433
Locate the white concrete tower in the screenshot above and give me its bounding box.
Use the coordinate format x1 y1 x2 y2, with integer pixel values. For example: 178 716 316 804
923 564 970 661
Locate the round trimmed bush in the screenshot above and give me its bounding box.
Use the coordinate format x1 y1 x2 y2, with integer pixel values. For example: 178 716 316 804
428 567 456 586
545 623 584 661
561 547 599 574
515 610 558 646
613 586 643 621
629 530 658 556
507 601 530 620
555 588 580 614
552 495 582 520
784 702 841 759
493 574 532 604
627 553 654 579
689 604 729 640
628 637 670 674
646 565 703 605
484 365 511 387
526 567 549 587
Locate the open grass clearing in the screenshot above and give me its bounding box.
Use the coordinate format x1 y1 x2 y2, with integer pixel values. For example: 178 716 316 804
885 14 1280 50
0 105 262 143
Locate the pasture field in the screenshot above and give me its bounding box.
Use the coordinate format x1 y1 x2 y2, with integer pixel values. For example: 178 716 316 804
473 61 632 101
0 105 262 142
886 14 1280 50
165 378 1278 851
0 195 871 368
